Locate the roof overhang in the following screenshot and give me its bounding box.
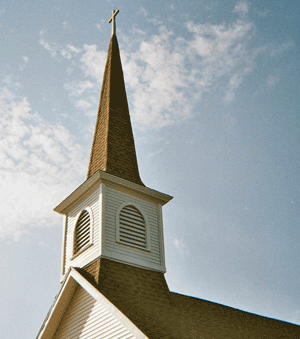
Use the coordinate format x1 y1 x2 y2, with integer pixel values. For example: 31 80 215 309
54 170 173 215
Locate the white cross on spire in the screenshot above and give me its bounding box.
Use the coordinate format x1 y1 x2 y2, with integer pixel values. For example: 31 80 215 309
108 9 119 35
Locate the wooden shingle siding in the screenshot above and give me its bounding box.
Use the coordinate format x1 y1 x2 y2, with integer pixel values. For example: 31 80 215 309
64 189 100 273
53 286 136 339
87 35 144 187
104 186 164 270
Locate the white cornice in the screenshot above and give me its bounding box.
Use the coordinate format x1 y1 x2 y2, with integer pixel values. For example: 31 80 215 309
54 171 173 215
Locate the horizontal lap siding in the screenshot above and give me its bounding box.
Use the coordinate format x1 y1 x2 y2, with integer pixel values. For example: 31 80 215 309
104 187 162 267
65 189 100 273
53 286 136 339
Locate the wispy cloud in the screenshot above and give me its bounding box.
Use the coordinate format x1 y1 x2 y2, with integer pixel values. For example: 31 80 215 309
80 44 107 81
39 31 81 61
233 2 250 17
42 4 293 130
19 56 29 71
64 80 95 96
270 41 295 57
63 15 260 128
0 85 86 240
173 237 190 254
254 8 269 17
61 44 82 60
95 19 105 31
39 37 59 59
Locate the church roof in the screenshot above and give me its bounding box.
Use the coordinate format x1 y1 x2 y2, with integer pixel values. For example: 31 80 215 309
78 258 300 339
87 33 144 186
37 258 300 339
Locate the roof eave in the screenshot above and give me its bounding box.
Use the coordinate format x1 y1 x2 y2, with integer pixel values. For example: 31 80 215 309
54 170 173 215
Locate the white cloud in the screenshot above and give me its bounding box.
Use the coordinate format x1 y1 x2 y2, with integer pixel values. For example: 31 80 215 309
0 86 86 240
233 2 250 16
81 44 107 81
52 5 291 129
122 17 258 126
61 44 82 60
75 99 92 109
62 21 69 29
137 8 163 26
67 44 81 54
40 31 81 61
20 56 29 71
72 15 260 128
64 80 94 96
39 37 59 59
173 237 189 254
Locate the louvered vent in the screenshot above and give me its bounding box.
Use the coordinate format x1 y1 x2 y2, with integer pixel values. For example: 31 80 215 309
119 205 147 249
74 210 90 254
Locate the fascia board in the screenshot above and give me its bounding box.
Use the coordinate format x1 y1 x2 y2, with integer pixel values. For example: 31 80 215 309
36 270 78 339
54 170 173 215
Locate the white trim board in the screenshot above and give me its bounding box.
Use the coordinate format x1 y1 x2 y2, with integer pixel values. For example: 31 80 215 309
54 170 172 215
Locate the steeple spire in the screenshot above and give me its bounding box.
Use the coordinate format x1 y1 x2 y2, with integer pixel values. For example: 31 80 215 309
87 10 144 186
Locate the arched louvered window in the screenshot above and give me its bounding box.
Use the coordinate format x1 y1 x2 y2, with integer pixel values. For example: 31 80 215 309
118 205 147 250
74 210 91 254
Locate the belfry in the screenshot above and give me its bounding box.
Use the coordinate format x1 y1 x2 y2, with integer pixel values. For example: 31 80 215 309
37 10 300 339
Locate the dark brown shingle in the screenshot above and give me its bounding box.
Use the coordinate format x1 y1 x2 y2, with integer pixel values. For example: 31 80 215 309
78 258 300 339
87 34 144 186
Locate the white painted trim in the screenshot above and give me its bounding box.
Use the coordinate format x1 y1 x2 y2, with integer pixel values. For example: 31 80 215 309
99 183 105 255
157 204 166 270
71 207 94 259
54 170 172 215
116 201 151 252
60 215 67 280
37 271 78 339
37 268 149 339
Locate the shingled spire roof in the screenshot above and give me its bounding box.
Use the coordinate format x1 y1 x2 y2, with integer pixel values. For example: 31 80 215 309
87 30 144 186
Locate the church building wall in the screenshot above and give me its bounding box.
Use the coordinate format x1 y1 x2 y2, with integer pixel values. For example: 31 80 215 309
63 186 101 277
102 184 166 272
53 285 136 339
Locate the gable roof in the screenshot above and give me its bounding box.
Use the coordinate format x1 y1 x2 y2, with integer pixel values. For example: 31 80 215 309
36 267 148 339
87 34 144 186
78 257 300 339
37 258 300 338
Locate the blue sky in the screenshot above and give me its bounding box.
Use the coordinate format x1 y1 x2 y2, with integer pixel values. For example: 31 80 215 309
0 1 299 337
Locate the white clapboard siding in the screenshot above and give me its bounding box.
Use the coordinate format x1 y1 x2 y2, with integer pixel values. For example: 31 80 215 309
104 186 162 268
53 286 136 339
64 189 100 273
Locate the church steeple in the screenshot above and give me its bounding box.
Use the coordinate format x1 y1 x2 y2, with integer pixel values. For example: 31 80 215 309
87 10 144 186
54 10 172 281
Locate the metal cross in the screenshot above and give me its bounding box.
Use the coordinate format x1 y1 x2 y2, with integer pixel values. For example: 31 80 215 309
108 9 119 35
